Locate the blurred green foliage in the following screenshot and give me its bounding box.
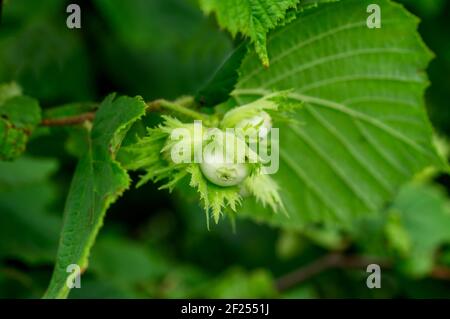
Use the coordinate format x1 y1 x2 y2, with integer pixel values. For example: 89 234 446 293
0 0 449 299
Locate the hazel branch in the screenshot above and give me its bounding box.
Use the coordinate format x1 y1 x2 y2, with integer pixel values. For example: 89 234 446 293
41 112 96 126
41 96 211 127
275 253 450 292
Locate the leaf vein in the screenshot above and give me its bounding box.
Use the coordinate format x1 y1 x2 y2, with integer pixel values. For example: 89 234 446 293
262 48 417 88
288 123 378 210
279 149 346 219
304 104 393 193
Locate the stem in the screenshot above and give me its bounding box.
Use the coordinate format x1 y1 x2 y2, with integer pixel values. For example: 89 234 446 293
148 99 211 123
41 112 95 126
275 252 450 292
275 253 384 291
41 97 212 127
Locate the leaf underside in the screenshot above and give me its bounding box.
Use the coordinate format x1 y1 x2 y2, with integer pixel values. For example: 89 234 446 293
234 0 442 229
199 0 300 67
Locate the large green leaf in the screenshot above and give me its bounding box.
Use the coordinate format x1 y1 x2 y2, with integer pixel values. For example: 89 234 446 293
0 83 41 160
234 0 443 228
198 0 300 67
43 94 146 299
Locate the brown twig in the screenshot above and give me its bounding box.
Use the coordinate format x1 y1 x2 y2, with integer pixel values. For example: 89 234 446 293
275 253 390 292
39 100 159 127
41 112 96 127
430 265 450 280
146 99 163 111
276 252 450 292
40 97 197 127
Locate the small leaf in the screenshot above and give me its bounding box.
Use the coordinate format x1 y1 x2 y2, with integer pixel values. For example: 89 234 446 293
0 83 41 161
198 0 300 67
43 94 146 299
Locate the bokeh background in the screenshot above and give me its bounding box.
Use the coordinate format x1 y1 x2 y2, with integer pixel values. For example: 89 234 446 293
0 0 449 298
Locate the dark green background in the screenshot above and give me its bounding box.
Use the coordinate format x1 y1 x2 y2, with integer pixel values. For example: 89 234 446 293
0 0 449 298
